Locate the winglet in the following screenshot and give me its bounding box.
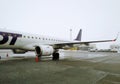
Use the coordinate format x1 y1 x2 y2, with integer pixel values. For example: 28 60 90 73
113 32 119 41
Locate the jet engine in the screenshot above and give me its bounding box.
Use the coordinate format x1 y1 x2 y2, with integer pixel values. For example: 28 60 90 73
35 45 54 56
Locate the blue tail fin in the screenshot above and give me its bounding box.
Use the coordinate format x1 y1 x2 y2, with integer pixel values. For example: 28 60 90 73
75 29 82 41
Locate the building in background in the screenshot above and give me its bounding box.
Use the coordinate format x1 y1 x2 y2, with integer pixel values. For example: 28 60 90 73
72 44 97 51
110 44 120 53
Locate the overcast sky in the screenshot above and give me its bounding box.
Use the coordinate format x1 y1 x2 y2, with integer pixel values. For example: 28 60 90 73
0 0 120 49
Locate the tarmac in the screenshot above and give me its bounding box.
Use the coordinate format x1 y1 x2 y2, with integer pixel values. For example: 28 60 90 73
0 51 120 84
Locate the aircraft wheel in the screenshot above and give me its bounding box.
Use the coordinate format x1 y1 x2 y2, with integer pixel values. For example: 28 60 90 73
52 53 59 61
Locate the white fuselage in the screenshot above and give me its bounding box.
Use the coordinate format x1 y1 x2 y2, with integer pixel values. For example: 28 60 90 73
0 29 71 50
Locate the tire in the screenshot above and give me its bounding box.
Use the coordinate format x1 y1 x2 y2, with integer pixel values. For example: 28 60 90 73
52 53 59 61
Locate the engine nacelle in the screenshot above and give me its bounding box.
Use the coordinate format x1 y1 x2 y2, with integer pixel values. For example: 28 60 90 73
35 45 54 56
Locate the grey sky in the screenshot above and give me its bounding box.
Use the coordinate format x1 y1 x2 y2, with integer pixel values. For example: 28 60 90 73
0 0 120 49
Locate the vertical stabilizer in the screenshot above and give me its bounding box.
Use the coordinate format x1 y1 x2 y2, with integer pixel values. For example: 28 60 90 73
75 29 82 41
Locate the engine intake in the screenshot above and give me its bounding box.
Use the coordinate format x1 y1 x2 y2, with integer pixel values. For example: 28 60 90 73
35 45 54 56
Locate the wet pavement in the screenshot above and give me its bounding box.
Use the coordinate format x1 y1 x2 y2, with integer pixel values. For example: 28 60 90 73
0 51 120 84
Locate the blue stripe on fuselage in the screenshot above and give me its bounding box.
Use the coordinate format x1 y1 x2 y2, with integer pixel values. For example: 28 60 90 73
0 31 22 45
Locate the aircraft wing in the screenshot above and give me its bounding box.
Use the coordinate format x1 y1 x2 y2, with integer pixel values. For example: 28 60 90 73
53 38 116 48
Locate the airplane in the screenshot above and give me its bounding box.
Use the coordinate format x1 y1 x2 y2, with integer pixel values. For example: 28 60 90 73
0 28 117 61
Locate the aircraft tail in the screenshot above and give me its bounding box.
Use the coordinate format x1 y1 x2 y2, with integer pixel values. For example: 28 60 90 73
75 29 82 41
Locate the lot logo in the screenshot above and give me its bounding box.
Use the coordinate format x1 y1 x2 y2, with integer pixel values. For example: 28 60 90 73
0 32 22 45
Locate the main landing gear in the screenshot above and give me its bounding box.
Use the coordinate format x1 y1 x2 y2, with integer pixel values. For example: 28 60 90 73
52 52 59 61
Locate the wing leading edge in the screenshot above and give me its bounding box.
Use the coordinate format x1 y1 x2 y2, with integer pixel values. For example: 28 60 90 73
53 38 117 49
55 32 119 46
